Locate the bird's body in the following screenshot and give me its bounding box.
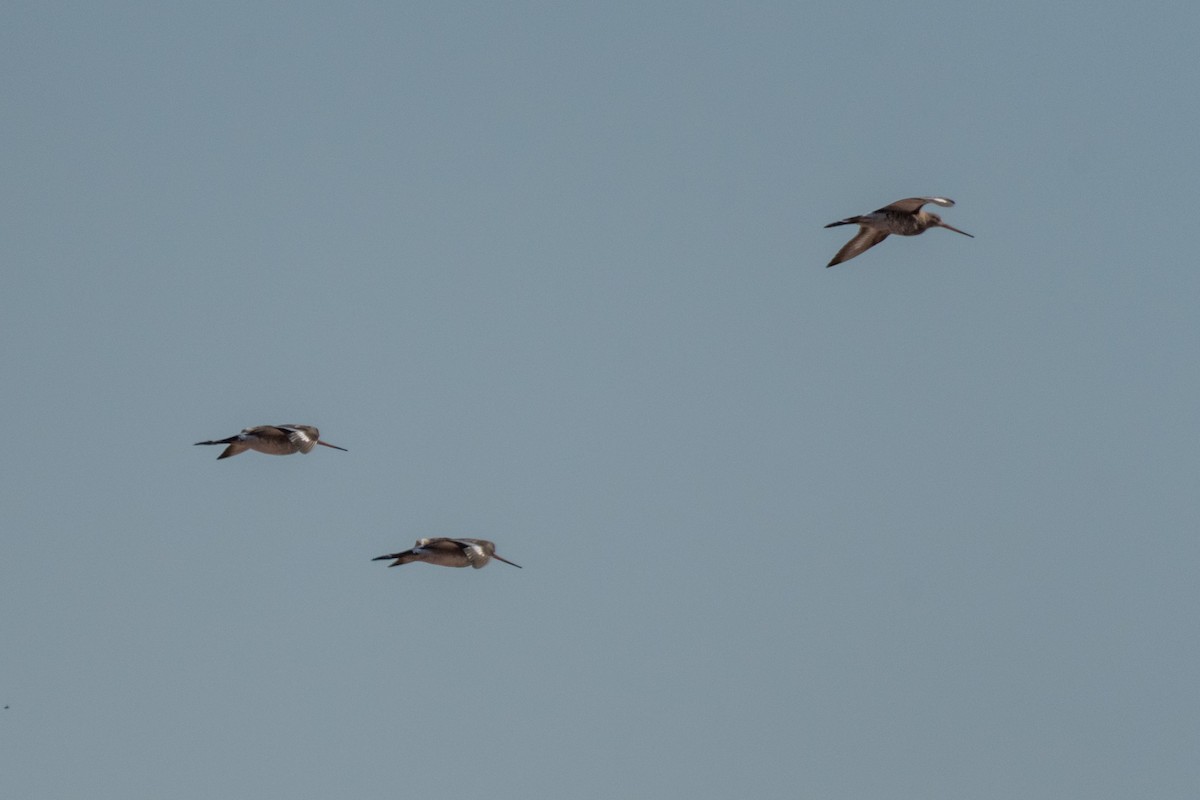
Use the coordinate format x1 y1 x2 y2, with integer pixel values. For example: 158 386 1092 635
824 196 973 267
373 538 522 569
194 424 347 459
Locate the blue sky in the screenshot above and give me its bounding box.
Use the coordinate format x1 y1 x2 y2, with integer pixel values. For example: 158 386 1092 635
3 3 1198 798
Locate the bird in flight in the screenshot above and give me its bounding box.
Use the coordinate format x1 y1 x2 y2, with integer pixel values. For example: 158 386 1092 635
373 538 522 569
824 196 973 267
194 424 347 459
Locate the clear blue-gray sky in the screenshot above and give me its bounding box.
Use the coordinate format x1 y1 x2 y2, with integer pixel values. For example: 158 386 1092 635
3 3 1197 798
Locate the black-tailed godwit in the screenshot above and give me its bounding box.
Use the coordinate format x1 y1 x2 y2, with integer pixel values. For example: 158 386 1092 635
194 424 347 459
373 538 522 569
825 196 973 267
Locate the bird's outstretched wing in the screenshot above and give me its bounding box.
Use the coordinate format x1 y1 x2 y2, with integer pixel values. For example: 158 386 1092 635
372 548 419 567
879 196 954 213
828 228 889 267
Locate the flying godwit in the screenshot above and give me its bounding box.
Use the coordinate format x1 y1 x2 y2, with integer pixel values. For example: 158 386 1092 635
193 424 347 459
824 196 973 267
373 538 523 569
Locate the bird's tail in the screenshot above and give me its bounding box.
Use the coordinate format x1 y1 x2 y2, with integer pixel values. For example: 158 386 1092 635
193 436 239 446
373 552 417 567
193 438 247 459
823 217 859 229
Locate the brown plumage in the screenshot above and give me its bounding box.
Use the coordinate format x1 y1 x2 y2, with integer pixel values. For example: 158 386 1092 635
193 424 347 459
373 538 522 569
824 196 973 267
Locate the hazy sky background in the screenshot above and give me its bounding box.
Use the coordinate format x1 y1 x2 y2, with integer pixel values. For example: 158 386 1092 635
3 3 1198 798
